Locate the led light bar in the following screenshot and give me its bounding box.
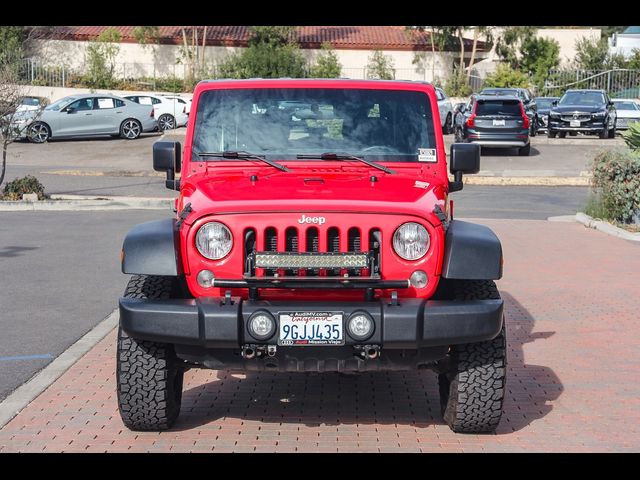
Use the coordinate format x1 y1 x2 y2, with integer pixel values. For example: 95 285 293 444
255 252 368 269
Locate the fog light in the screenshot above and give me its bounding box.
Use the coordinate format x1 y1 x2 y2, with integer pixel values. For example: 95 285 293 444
347 312 374 341
197 270 215 288
410 270 428 288
248 311 276 340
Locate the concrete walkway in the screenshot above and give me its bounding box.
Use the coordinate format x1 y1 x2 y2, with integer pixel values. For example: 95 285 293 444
0 218 638 452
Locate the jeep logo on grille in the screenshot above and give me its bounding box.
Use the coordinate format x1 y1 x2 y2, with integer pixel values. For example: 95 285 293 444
297 214 326 225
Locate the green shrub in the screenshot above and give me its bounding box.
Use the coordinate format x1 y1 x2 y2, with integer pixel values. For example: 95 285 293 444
1 175 46 200
444 70 472 97
590 149 640 224
484 64 530 88
622 121 640 150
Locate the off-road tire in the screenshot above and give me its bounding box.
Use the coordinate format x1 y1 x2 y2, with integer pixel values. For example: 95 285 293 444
437 280 507 433
599 128 608 139
518 143 531 156
608 125 616 138
547 129 557 139
117 275 184 431
558 131 567 138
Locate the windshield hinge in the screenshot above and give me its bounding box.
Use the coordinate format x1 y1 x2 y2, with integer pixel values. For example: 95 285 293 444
176 202 193 229
433 204 448 228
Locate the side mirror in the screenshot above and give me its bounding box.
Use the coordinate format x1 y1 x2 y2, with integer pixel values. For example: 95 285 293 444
66 107 76 114
449 143 480 193
608 100 614 107
551 100 558 106
153 141 182 190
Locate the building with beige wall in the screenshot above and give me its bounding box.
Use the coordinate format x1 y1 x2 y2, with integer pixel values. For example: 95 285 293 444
33 26 490 84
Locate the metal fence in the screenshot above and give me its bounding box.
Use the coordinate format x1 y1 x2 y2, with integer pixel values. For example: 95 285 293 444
543 69 640 98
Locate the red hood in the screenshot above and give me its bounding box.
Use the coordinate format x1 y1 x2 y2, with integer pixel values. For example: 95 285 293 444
179 164 448 226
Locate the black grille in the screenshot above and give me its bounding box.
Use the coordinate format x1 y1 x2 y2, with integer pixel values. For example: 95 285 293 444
248 226 376 278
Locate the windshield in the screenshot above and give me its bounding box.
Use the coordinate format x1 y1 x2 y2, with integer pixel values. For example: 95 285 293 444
482 89 519 97
45 96 76 111
536 98 557 109
192 88 436 162
21 97 42 107
613 101 639 110
559 91 605 106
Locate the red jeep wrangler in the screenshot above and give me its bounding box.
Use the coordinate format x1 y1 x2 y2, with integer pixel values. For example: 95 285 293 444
118 79 505 434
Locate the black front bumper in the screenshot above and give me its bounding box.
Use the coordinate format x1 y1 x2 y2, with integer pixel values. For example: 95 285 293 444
119 296 504 350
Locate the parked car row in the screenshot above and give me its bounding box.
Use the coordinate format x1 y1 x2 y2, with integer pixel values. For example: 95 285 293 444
8 93 192 144
451 86 639 154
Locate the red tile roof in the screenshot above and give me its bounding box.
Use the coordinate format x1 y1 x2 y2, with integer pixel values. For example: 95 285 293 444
46 26 488 52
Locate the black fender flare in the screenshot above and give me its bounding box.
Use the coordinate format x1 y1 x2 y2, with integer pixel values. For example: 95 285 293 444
441 220 503 280
121 218 181 276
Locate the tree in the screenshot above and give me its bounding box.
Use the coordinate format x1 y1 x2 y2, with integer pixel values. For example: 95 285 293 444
177 26 210 89
0 27 46 189
408 26 452 82
495 26 537 69
520 36 560 90
484 64 530 88
85 27 121 89
217 26 306 79
574 36 610 70
309 43 342 78
366 50 395 80
468 27 494 81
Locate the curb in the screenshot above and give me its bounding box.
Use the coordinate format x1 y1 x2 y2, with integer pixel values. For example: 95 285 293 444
462 176 591 187
0 196 174 211
575 212 640 242
0 310 119 429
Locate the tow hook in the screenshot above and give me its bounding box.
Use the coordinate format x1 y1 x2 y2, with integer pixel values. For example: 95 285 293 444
241 344 277 359
355 345 380 360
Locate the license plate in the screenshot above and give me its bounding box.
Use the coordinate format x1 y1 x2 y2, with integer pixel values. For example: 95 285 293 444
493 119 505 126
278 312 344 346
570 120 581 127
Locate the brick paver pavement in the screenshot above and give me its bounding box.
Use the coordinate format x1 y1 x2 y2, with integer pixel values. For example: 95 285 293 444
1 219 639 452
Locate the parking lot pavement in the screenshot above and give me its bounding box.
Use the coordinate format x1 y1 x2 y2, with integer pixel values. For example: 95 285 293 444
1 218 638 452
1 133 622 200
0 210 169 402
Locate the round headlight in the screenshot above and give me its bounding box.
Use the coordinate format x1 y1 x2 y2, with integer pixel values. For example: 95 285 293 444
196 222 233 260
393 222 430 261
248 311 276 341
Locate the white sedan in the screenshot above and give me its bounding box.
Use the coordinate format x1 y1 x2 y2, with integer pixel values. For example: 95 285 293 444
612 99 640 131
435 87 454 134
123 94 189 131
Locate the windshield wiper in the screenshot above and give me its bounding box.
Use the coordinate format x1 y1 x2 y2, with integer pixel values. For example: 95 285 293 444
296 152 396 175
197 151 289 172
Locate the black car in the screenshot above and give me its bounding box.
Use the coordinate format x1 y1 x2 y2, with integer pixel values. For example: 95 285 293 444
454 95 531 156
547 89 617 139
533 96 559 133
479 87 538 136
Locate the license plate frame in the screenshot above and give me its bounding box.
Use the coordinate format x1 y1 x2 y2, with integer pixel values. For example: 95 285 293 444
570 119 581 127
278 311 344 346
492 119 506 126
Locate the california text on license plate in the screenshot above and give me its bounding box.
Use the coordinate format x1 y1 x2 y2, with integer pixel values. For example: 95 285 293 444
278 312 344 346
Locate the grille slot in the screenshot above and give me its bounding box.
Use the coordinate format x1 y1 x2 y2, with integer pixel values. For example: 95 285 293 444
285 227 298 275
306 227 319 276
264 227 277 275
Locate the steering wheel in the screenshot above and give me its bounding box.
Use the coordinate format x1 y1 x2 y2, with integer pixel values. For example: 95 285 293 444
360 145 397 154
